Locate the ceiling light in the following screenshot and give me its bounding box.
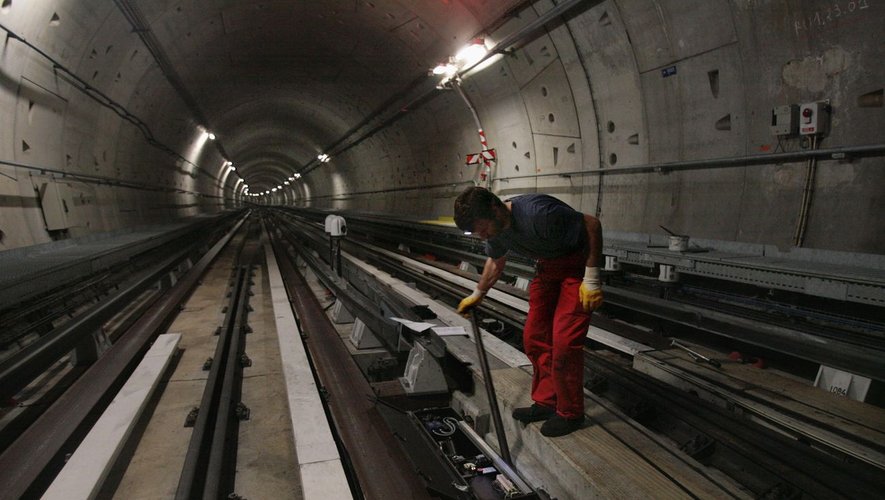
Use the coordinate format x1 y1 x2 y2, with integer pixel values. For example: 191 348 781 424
284 181 290 185
317 154 330 163
294 173 302 179
272 188 278 192
455 38 487 67
207 132 216 140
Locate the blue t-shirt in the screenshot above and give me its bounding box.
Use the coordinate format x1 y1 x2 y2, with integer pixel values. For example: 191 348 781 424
485 194 586 259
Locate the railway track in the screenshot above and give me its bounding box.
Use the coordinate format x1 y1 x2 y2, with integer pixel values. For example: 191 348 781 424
1 207 882 498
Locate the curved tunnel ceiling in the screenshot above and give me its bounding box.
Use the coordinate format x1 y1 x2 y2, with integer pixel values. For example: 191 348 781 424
132 0 527 191
1 0 882 253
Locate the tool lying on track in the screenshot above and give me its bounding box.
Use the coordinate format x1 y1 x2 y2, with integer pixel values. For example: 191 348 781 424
671 339 722 368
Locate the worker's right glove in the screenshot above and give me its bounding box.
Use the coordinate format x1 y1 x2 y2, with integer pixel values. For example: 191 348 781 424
579 266 603 312
458 288 486 315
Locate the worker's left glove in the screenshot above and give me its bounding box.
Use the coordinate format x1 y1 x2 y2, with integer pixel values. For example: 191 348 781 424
579 266 603 312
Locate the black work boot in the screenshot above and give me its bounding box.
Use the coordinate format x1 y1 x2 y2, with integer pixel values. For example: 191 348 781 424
512 404 555 423
539 414 586 437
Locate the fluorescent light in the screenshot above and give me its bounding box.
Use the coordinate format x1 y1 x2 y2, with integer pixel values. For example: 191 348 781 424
455 38 487 67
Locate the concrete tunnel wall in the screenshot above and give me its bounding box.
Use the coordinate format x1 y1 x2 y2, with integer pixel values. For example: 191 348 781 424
0 1 883 254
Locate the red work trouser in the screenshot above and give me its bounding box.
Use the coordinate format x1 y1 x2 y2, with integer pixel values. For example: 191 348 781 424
523 249 591 419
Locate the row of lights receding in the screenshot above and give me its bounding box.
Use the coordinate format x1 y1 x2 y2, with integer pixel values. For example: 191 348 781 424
201 130 241 179
223 40 487 201
243 172 302 197
243 150 331 198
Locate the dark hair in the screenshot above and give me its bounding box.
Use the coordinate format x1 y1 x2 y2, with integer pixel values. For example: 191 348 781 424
453 187 505 232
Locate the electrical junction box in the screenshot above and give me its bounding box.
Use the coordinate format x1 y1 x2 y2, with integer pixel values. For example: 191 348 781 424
770 104 798 136
800 101 830 136
376 405 539 500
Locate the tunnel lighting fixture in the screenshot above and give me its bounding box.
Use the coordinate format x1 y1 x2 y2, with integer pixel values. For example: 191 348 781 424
271 188 278 192
317 153 330 163
293 173 302 179
284 181 290 185
454 38 487 67
432 61 458 76
464 231 472 235
432 38 489 85
207 132 216 140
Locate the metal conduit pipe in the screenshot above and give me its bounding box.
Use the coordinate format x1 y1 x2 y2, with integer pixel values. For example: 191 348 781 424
494 143 885 182
0 22 213 179
299 0 600 178
0 215 246 500
114 0 232 165
293 179 473 201
794 135 820 247
0 158 226 198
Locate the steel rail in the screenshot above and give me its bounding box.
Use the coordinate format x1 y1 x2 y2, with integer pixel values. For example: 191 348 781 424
267 226 433 500
175 267 247 500
584 350 885 498
204 261 256 498
271 207 885 380
0 215 245 499
0 243 196 402
176 221 257 500
603 285 885 382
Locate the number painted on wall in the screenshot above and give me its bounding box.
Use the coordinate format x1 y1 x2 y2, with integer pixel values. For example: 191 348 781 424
794 0 871 35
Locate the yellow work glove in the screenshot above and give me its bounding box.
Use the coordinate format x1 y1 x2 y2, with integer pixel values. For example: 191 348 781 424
458 288 486 315
579 266 603 312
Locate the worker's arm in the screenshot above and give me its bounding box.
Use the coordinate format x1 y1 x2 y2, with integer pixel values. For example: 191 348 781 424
458 255 507 314
580 214 604 312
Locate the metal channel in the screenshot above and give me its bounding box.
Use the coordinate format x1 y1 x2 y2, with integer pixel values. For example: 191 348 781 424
267 227 433 500
0 215 244 500
204 263 254 499
176 227 256 500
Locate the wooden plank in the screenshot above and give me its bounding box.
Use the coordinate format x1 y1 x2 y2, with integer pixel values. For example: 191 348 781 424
586 325 655 355
489 366 739 499
42 333 181 500
636 348 885 469
583 389 751 498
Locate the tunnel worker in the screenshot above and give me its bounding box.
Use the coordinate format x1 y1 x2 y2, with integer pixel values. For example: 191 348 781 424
454 187 603 437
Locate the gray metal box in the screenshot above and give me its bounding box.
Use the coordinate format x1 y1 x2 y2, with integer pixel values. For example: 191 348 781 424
770 104 799 136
